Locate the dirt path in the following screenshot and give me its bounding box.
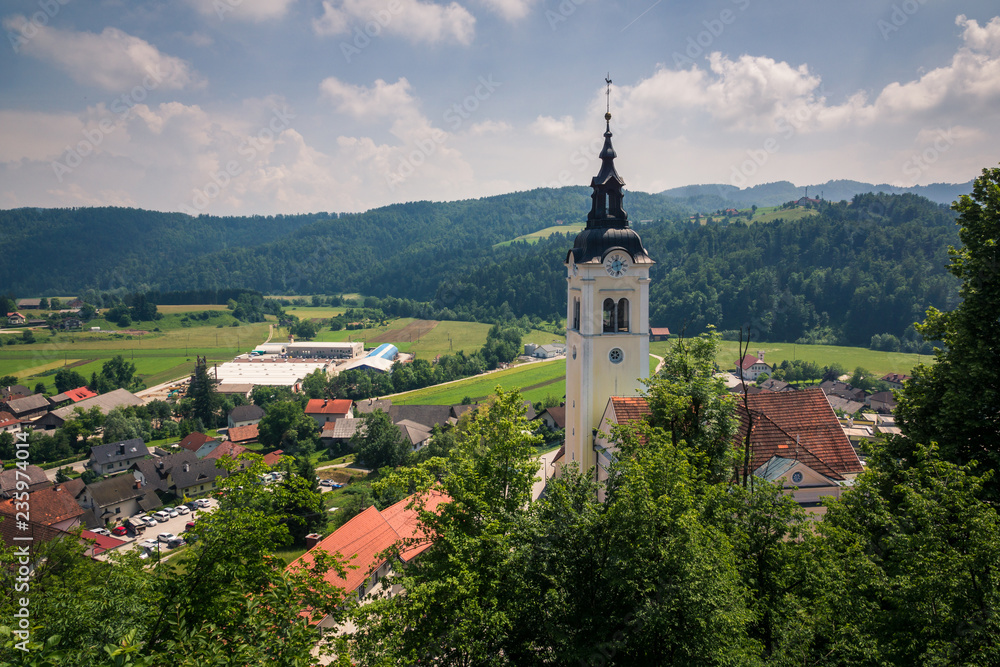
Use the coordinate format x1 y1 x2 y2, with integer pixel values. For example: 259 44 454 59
370 319 437 345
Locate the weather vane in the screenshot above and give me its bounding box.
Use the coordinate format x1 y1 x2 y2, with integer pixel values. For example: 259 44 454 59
605 74 612 116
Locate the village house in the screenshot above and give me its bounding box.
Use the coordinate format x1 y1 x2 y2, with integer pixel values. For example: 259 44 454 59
171 458 230 499
0 483 86 531
130 450 199 494
0 465 49 498
1 393 51 421
227 404 265 429
285 490 450 630
88 439 150 475
227 423 260 447
648 327 671 342
736 352 772 381
75 475 162 526
305 398 353 428
6 312 25 325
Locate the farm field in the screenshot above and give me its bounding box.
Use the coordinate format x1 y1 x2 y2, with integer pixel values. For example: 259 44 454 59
750 206 819 223
649 338 930 377
391 358 567 406
284 305 348 320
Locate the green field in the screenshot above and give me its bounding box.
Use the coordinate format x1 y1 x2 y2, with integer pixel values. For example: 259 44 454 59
650 338 929 377
494 223 584 248
391 359 567 405
749 206 819 224
284 305 348 320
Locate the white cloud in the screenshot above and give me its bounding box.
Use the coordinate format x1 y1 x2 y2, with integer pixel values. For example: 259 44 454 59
530 115 580 141
3 18 203 91
477 0 538 21
312 0 475 45
957 14 1000 55
186 0 296 22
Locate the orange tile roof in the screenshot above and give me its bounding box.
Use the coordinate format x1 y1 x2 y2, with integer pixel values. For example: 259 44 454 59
64 386 98 402
0 484 84 526
178 432 215 452
261 449 285 466
227 423 259 444
305 399 353 415
286 491 449 595
203 441 248 461
735 388 863 477
610 396 652 425
738 354 769 370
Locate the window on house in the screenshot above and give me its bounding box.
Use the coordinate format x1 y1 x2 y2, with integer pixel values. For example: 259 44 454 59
603 298 615 332
115 507 121 514
617 298 629 332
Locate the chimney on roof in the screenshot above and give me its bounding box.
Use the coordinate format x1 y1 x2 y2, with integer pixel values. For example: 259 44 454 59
305 533 321 549
183 462 190 473
135 481 141 489
757 350 764 360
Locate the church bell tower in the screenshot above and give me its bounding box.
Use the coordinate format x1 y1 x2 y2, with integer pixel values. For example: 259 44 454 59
563 99 654 476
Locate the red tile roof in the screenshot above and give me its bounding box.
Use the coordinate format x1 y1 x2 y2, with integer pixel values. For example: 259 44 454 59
379 490 450 561
287 491 449 595
178 432 215 452
610 396 652 425
64 386 98 402
649 327 671 336
880 373 911 384
0 484 84 526
261 449 285 467
735 388 863 477
81 530 128 556
738 354 768 370
305 399 352 415
203 441 248 461
227 423 259 444
541 406 566 429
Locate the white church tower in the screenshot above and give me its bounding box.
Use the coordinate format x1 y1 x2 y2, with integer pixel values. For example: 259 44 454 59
563 107 654 475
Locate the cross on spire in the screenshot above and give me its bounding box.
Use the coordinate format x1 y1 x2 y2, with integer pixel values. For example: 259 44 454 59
605 74 612 116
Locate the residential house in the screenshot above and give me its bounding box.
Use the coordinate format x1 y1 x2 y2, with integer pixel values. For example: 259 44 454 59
42 388 144 430
172 458 230 499
16 299 41 310
593 397 652 501
76 475 161 526
305 398 353 428
81 530 128 558
825 395 866 416
88 439 150 475
396 420 433 451
130 450 199 494
354 398 392 415
758 378 794 393
535 406 566 431
227 404 265 429
0 414 21 435
178 431 218 455
1 393 51 421
0 483 85 531
202 441 248 461
285 490 450 629
530 344 565 359
820 380 867 403
6 312 25 325
869 391 897 413
387 404 477 431
880 373 911 391
0 385 30 401
227 423 259 446
261 449 286 467
648 327 671 342
0 465 49 498
736 352 772 381
61 317 84 330
320 418 361 447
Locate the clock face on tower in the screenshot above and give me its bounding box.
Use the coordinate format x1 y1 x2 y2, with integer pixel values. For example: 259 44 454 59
604 251 630 278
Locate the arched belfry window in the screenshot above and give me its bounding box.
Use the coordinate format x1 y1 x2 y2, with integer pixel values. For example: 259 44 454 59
617 298 629 332
573 297 581 330
603 298 629 333
603 298 615 332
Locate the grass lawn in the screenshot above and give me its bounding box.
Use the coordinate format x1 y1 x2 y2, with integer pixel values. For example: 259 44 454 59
494 223 584 248
391 359 567 405
750 206 819 223
284 305 348 319
649 338 930 377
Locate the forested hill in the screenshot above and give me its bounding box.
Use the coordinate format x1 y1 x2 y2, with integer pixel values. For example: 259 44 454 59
1 189 959 347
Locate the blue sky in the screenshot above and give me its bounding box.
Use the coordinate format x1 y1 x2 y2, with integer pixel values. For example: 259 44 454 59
1 0 998 214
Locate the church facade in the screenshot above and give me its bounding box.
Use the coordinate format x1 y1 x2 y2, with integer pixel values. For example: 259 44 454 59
563 111 654 475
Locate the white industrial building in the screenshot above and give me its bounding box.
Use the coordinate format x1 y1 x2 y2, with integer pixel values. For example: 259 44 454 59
213 358 331 387
252 341 363 360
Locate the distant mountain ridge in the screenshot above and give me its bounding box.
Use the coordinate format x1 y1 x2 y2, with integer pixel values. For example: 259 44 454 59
658 179 973 208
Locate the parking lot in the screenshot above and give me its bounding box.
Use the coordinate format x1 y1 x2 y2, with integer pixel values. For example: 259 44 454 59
111 498 217 557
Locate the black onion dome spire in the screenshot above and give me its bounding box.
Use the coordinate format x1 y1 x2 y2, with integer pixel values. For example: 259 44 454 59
567 110 653 266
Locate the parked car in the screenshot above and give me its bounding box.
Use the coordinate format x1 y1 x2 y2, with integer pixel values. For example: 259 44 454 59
142 516 159 528
167 537 186 549
139 539 159 550
184 521 196 532
157 532 177 544
195 498 211 508
111 526 128 536
90 527 111 536
319 479 335 487
176 505 190 515
152 511 170 522
163 507 179 518
184 501 199 511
